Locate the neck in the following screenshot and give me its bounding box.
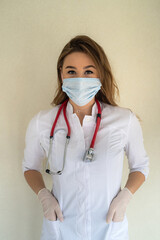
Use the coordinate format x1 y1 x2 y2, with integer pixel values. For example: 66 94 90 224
69 98 96 116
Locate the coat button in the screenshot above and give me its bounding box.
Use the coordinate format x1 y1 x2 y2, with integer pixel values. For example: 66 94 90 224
86 118 90 121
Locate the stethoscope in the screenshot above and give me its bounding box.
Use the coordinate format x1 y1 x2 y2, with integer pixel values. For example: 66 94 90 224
45 98 102 175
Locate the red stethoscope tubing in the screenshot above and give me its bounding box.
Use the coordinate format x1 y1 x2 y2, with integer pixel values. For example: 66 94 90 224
50 98 101 149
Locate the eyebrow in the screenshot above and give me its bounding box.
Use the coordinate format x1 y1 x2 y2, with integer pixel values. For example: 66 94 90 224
65 65 96 69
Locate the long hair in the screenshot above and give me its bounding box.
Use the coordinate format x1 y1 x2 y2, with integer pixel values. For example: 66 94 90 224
51 35 120 106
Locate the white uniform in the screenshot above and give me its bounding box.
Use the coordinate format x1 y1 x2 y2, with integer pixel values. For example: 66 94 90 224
22 101 149 240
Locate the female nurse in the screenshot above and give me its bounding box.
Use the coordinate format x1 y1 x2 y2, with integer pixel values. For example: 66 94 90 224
22 35 149 240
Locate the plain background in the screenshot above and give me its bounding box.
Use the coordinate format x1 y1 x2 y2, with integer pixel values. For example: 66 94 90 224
0 0 159 239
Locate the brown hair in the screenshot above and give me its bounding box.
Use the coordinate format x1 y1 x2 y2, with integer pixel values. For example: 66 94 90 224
51 35 120 106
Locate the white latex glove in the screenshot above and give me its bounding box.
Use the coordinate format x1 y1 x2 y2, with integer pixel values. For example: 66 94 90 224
38 188 64 222
106 187 133 223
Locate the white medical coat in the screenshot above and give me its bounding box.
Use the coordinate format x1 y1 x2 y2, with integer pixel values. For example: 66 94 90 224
22 101 149 240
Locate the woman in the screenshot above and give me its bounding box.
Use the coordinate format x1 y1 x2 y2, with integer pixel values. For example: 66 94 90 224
22 35 149 240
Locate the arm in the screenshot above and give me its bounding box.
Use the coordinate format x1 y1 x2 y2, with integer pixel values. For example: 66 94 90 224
125 171 145 194
22 114 63 221
24 169 64 221
24 170 46 195
106 111 149 223
106 171 145 223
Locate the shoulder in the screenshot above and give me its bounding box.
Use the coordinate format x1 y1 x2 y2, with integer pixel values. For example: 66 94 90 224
26 105 60 133
38 105 60 122
101 102 133 119
101 102 136 132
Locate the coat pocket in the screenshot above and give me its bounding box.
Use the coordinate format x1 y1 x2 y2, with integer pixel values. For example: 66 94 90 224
109 215 129 240
41 217 60 240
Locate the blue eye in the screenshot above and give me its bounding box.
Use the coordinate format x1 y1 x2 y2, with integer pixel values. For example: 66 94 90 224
85 70 93 74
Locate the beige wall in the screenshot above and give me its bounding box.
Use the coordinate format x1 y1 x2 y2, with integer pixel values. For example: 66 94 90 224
0 0 159 239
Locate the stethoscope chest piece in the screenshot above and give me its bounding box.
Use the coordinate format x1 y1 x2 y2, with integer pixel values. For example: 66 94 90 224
83 148 95 162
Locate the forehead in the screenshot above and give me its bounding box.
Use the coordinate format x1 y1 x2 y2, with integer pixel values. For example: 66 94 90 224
62 52 95 67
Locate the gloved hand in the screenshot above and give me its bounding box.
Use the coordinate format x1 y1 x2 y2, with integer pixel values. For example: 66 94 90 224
37 188 64 222
106 187 133 223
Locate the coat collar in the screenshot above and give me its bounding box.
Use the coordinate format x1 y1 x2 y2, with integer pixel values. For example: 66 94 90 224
66 100 103 118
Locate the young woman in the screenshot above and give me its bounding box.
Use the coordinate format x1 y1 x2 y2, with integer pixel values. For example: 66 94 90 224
22 35 149 240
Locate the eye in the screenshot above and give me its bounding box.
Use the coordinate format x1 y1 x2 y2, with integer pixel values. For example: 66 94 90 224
85 70 93 74
67 70 76 75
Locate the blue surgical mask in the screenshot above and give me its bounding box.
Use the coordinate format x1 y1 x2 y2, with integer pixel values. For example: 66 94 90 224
62 77 102 106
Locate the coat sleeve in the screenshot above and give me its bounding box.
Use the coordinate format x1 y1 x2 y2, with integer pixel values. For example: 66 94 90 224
124 111 149 181
22 111 46 174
